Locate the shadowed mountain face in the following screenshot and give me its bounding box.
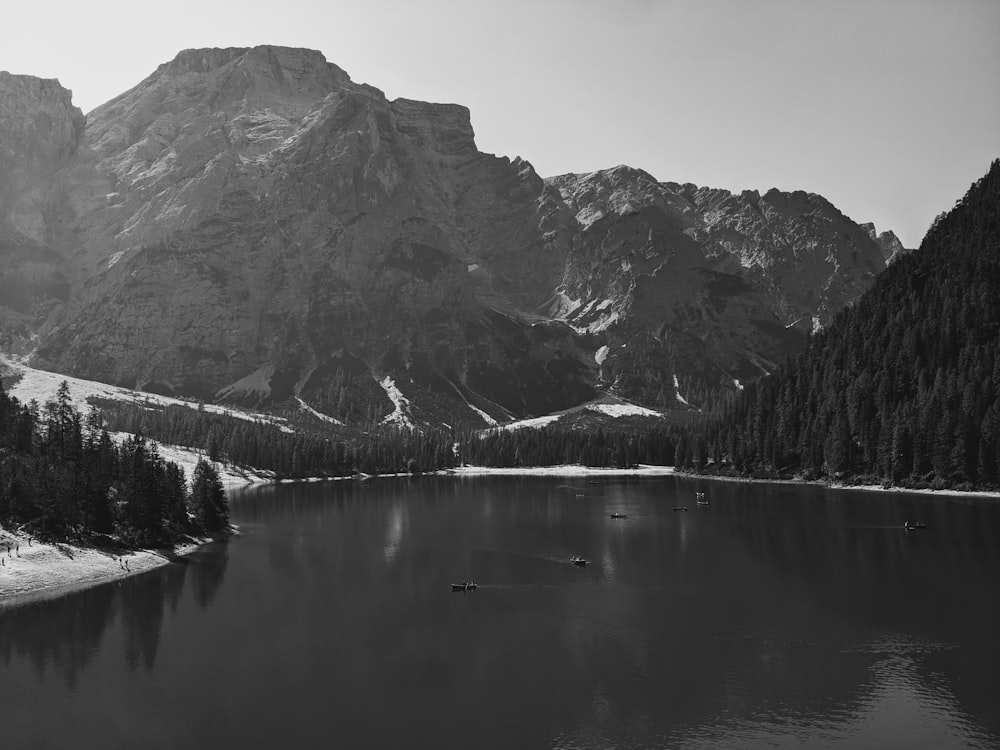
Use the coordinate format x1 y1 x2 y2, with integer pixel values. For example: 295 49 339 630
0 47 901 425
546 167 897 404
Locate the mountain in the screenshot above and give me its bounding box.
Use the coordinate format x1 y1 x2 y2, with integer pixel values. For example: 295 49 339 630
545 166 889 406
0 46 901 427
860 222 909 264
681 160 1000 488
0 72 83 353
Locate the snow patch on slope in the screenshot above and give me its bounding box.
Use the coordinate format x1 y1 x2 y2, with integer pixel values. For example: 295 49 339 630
108 432 273 488
585 403 661 418
499 394 663 431
379 376 416 430
296 397 344 426
673 374 692 408
1 355 294 433
444 379 499 427
500 414 562 431
589 311 619 333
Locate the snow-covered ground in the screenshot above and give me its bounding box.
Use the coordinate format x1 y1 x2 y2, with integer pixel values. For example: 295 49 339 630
108 433 274 489
0 528 212 604
1 354 293 432
585 402 661 418
378 375 416 430
0 434 269 603
672 470 1000 499
500 393 663 430
296 396 344 426
0 356 273 488
448 464 674 477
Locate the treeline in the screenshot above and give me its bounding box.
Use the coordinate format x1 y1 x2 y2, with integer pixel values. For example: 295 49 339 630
97 398 685 477
677 160 1000 490
0 381 229 546
99 400 461 477
463 423 681 468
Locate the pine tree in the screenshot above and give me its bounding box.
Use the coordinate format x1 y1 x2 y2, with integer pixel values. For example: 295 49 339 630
190 460 229 534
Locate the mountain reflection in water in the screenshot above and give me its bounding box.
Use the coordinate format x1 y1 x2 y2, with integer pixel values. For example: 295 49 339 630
0 476 996 750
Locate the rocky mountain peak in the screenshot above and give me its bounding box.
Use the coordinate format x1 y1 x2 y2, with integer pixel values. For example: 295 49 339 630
89 45 360 153
0 72 84 182
547 165 687 229
154 45 356 108
0 72 85 245
860 222 908 264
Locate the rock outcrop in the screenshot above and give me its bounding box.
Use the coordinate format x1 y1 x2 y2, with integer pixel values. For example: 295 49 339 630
0 73 82 352
861 222 909 264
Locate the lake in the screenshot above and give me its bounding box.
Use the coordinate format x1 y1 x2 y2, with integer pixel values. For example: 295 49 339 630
1 475 999 749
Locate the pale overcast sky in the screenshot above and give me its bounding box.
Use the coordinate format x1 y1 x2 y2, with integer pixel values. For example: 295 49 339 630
2 0 997 248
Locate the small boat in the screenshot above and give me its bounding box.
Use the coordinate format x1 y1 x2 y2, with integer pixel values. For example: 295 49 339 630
672 506 688 512
451 581 478 591
903 521 927 531
610 512 627 519
696 492 708 506
570 556 587 567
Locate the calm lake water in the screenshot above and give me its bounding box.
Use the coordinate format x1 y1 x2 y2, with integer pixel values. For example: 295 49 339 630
1 475 999 749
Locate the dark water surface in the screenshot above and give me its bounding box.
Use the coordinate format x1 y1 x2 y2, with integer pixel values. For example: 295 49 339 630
2 476 999 749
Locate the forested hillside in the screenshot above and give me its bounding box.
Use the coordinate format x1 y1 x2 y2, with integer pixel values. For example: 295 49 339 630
676 161 1000 489
96 398 681 475
0 381 229 545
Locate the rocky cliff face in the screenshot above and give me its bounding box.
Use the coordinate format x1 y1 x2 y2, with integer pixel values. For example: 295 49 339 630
544 167 895 405
19 47 587 425
1 47 898 424
860 222 909 264
0 73 82 352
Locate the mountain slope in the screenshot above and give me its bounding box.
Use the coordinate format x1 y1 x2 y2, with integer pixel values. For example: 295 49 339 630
682 160 1000 487
21 47 589 424
545 166 892 404
1 46 902 426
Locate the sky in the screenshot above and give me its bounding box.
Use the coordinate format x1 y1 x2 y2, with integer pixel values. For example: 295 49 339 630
2 0 997 248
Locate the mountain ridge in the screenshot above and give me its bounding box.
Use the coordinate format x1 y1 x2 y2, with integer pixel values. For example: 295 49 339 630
1 45 908 427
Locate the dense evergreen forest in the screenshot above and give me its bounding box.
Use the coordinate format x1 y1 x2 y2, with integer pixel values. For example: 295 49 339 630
0 381 229 546
97 399 682 477
675 161 1000 490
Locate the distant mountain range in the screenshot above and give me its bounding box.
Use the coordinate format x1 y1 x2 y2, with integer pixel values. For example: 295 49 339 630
0 47 908 428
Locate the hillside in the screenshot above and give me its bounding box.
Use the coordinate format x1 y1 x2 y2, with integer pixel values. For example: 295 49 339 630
680 160 1000 489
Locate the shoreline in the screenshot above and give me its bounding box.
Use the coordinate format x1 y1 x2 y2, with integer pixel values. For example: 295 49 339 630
0 528 224 607
444 464 676 477
5 462 996 605
668 469 1000 499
